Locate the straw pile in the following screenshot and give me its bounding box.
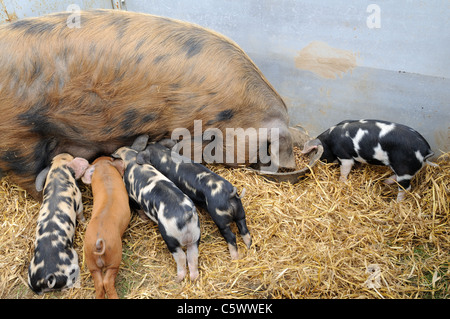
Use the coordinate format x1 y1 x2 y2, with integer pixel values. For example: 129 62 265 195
0 152 448 299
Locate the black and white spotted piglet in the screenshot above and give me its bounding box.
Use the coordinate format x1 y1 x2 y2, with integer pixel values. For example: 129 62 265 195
302 120 438 201
135 138 252 260
28 153 89 294
112 146 201 282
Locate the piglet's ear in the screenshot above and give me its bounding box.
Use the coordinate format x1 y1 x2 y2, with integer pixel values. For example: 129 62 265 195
68 157 90 180
158 139 177 149
35 167 50 192
136 151 147 165
81 165 95 184
301 138 321 154
111 159 125 176
136 150 151 165
131 134 149 151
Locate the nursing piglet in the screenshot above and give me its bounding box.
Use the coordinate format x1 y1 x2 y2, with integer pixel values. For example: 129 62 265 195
28 153 89 294
136 138 251 260
112 146 200 282
302 120 437 201
81 156 130 299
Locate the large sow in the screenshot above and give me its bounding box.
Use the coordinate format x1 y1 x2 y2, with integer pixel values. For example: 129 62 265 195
0 9 295 198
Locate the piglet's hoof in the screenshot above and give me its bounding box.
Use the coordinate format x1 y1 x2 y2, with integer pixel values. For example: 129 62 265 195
339 176 348 183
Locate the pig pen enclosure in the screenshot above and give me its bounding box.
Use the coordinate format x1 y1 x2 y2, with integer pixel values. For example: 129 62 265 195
1 1 450 299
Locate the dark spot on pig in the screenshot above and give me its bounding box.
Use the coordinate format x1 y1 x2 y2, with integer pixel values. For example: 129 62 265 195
91 9 109 15
153 54 169 65
157 16 176 25
10 20 56 35
120 109 139 131
136 54 144 64
114 60 126 80
57 195 75 213
216 109 234 122
1 149 32 175
8 19 33 30
170 83 181 90
102 126 114 136
33 138 57 174
108 15 131 28
135 39 145 51
19 102 82 138
18 102 53 135
118 132 140 145
57 46 72 66
206 109 234 126
106 16 131 40
141 113 158 124
117 29 126 40
197 105 207 111
30 59 42 81
89 43 97 55
49 12 70 18
48 167 70 185
182 37 204 59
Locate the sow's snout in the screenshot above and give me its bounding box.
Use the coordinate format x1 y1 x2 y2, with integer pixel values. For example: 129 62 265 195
260 119 296 171
275 134 296 170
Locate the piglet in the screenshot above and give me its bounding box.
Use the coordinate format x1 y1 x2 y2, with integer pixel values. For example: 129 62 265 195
135 136 252 260
112 146 201 282
302 120 438 201
81 156 130 299
28 153 89 294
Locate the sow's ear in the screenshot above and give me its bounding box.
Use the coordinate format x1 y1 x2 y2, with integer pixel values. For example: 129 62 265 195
81 165 95 185
68 157 90 180
301 138 322 154
35 167 51 192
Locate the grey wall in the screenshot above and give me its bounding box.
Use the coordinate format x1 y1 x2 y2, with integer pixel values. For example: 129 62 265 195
1 0 449 154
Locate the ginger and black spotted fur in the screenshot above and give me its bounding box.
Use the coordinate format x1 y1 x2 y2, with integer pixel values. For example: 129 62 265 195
0 9 293 199
28 153 89 294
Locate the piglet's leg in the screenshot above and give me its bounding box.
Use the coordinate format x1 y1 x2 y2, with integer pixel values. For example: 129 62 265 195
396 189 407 202
76 201 85 222
186 243 199 281
103 268 119 299
91 270 106 299
384 174 397 185
228 243 239 260
172 248 187 282
339 159 354 182
218 226 239 260
136 209 151 221
236 218 252 249
241 233 252 249
395 174 413 202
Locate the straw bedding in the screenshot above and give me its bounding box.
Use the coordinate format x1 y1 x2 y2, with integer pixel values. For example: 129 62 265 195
0 152 448 299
